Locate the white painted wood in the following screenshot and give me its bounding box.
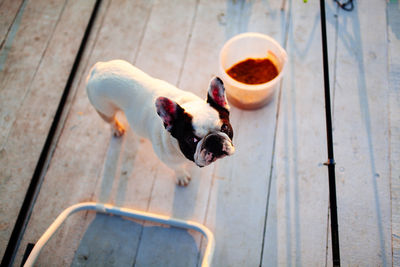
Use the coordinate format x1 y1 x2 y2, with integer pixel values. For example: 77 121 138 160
14 0 155 265
23 0 208 264
17 0 286 265
262 1 331 266
0 0 66 146
134 0 197 85
179 0 245 265
133 0 201 217
330 0 392 265
0 0 96 258
388 1 400 266
178 0 288 266
120 0 209 265
6 0 398 266
129 0 226 265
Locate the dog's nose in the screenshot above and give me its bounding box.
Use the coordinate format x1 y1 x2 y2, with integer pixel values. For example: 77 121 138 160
205 151 216 163
203 133 222 148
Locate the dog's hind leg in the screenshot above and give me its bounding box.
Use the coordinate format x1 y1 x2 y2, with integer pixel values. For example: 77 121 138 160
87 87 126 137
96 110 126 137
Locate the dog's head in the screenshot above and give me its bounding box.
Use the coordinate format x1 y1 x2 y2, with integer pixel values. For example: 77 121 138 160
155 77 235 167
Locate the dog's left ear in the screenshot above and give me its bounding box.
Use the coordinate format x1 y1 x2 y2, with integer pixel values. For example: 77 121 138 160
155 97 184 132
207 77 229 111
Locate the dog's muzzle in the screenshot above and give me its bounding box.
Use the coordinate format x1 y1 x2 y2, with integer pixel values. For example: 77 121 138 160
194 132 235 167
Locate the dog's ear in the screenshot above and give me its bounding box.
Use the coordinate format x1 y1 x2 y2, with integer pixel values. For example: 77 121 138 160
155 97 184 132
207 77 229 111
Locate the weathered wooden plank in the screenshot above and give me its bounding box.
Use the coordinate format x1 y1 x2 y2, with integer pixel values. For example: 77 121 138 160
330 0 392 265
388 2 400 265
175 0 255 264
133 0 199 215
0 0 94 258
177 0 287 266
121 0 206 265
262 1 331 265
22 0 287 265
21 0 208 264
0 0 24 55
134 0 258 264
0 0 67 146
14 0 156 265
134 0 197 84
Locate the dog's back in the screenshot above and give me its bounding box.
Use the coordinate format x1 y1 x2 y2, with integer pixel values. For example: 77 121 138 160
86 59 200 138
86 60 150 114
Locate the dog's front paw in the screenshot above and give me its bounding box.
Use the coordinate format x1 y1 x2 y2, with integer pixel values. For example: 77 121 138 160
112 119 125 137
176 170 191 187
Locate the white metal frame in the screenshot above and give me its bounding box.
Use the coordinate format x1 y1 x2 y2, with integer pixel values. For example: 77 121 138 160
23 202 215 267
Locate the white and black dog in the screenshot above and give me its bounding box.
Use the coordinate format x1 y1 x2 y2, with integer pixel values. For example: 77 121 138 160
86 60 235 186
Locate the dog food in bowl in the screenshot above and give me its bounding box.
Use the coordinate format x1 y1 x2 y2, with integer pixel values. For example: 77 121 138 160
219 32 287 110
226 57 278 85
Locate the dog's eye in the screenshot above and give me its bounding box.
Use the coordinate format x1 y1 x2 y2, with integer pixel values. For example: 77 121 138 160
221 123 233 139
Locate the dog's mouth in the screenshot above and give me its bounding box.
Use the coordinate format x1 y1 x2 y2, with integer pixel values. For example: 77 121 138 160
194 132 235 167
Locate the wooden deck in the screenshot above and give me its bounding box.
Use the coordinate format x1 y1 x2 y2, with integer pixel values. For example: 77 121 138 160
1 0 399 266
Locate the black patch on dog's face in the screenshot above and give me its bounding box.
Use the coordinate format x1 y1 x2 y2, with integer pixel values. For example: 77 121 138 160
207 93 233 139
169 110 199 162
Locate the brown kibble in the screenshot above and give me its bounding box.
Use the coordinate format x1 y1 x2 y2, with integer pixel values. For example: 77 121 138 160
227 58 278 85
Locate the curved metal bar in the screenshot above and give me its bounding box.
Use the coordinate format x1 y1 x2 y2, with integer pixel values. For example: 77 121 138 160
23 202 215 267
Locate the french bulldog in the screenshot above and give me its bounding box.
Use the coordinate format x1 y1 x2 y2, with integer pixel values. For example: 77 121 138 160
86 60 235 186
